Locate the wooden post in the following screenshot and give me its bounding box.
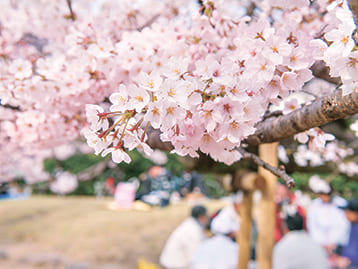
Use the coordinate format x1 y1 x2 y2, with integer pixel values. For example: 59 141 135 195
256 143 278 269
235 171 266 269
238 190 253 269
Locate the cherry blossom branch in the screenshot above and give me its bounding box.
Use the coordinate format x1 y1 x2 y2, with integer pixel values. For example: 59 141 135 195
138 14 160 31
146 126 174 151
348 0 358 45
237 147 295 188
66 0 76 21
1 104 21 111
348 0 358 27
246 89 358 145
311 61 341 85
146 89 358 150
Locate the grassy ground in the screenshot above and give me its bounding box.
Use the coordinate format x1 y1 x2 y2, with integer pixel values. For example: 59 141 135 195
0 195 227 269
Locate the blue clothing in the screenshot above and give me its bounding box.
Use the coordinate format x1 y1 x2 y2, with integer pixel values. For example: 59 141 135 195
342 222 358 267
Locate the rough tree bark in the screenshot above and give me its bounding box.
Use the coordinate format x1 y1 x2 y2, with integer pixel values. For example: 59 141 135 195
348 0 358 27
245 90 358 146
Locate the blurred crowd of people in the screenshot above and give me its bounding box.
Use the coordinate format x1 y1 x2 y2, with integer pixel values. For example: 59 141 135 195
135 166 206 207
159 176 358 269
96 165 208 209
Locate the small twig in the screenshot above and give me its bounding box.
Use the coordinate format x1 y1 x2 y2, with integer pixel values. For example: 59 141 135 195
352 29 358 47
66 0 76 21
314 24 329 39
238 147 296 189
246 2 257 17
2 104 21 111
137 14 160 32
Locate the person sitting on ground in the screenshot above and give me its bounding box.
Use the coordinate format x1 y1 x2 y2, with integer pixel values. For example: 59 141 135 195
160 205 209 269
307 176 350 255
190 207 239 269
274 182 307 242
209 192 242 231
273 209 329 269
333 198 358 269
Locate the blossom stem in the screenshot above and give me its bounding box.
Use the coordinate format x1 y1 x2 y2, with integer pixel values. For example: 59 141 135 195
119 118 130 142
141 121 150 142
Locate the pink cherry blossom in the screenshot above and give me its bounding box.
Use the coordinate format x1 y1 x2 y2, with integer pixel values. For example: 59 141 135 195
1 0 358 172
85 104 109 131
9 59 32 80
101 147 131 164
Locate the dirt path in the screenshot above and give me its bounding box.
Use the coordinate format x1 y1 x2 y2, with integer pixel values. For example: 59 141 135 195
0 196 227 269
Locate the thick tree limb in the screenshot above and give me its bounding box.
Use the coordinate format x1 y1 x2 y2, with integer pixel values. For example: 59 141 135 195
348 0 358 27
238 147 295 188
146 126 174 151
246 90 358 145
310 61 341 85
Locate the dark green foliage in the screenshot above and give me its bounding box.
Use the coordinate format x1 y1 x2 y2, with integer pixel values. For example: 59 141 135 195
164 153 184 176
43 159 57 174
61 154 103 174
71 180 96 196
202 173 227 198
284 172 358 199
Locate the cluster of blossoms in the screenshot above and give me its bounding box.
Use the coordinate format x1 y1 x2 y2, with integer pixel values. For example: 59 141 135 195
1 0 358 186
292 141 354 167
312 0 358 96
83 0 340 165
0 0 185 183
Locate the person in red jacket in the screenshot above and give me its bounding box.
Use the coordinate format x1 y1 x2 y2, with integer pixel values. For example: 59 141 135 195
274 183 306 242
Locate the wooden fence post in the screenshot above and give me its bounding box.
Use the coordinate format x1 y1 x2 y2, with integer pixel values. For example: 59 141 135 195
238 190 253 269
235 172 266 269
256 142 278 269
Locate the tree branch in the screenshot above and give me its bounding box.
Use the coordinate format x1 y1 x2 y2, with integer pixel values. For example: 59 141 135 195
146 89 358 148
1 104 21 111
138 14 160 32
348 0 358 28
238 147 295 188
146 126 174 151
310 61 341 85
348 0 358 45
66 0 76 21
245 90 358 145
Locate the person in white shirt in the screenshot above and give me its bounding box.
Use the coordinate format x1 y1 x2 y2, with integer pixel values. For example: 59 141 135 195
190 206 239 269
273 211 329 269
306 176 350 254
160 205 209 269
